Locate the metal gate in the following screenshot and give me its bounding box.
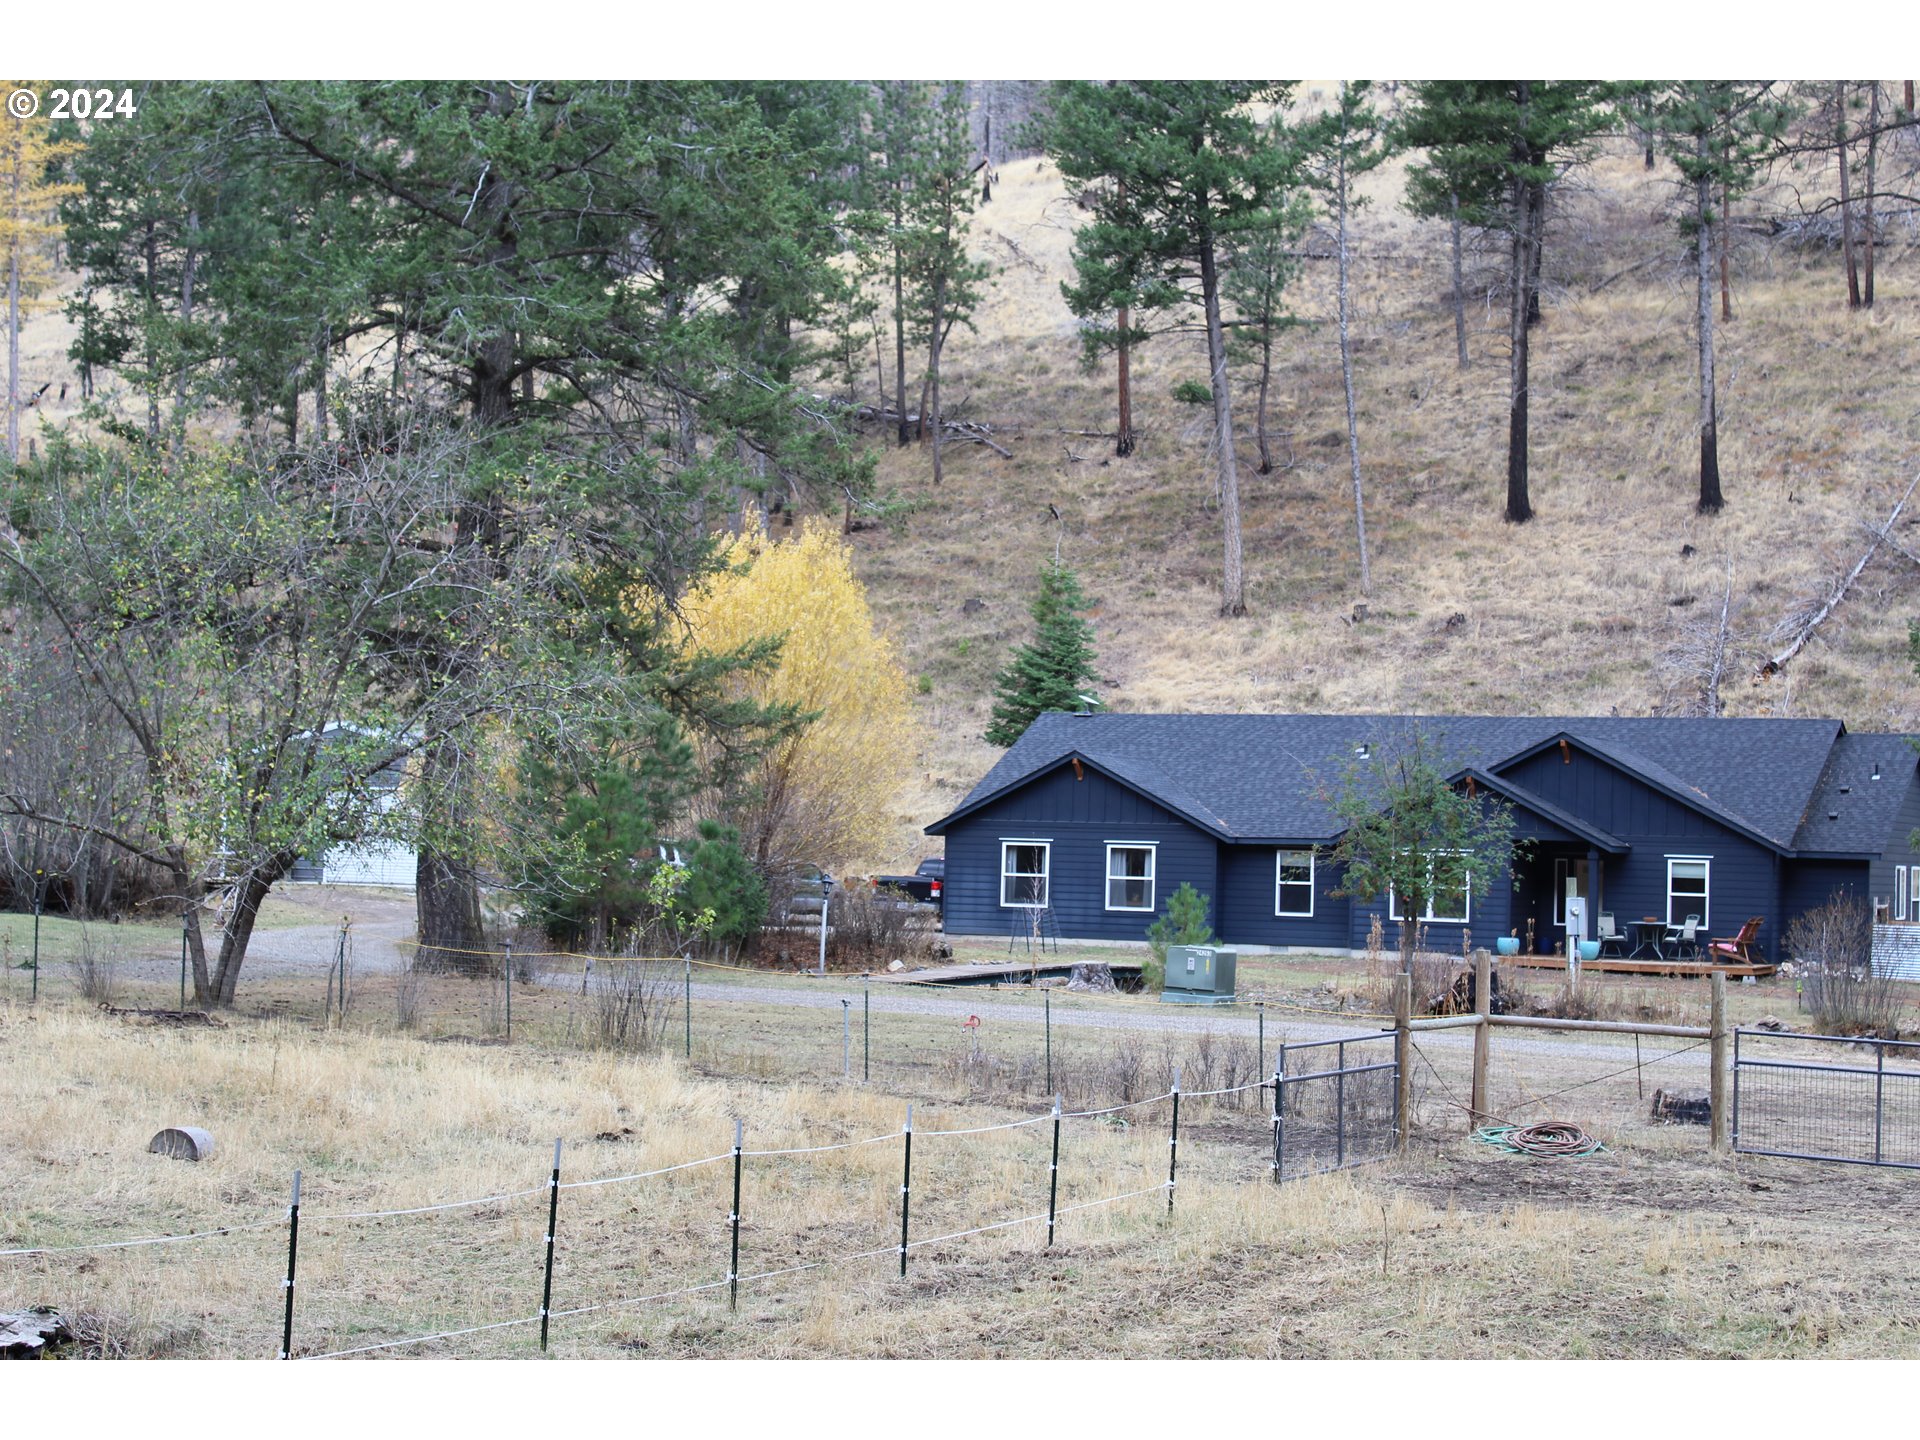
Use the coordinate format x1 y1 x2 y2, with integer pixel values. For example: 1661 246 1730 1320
1270 1033 1398 1183
1732 1027 1920 1168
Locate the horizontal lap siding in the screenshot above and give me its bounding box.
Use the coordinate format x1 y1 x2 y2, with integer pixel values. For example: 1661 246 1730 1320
1216 847 1350 948
940 765 1219 940
1502 748 1785 961
1781 859 1868 937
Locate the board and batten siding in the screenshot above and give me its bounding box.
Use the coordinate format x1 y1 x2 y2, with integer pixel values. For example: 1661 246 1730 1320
1864 771 1920 916
1216 846 1350 949
1500 746 1784 961
940 763 1220 940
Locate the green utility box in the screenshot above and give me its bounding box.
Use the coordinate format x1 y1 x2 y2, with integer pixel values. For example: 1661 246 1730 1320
1161 945 1237 1004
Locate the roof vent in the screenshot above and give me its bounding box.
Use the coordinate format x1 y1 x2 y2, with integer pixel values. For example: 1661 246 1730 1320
1839 784 1851 794
1872 762 1882 780
1828 810 1840 820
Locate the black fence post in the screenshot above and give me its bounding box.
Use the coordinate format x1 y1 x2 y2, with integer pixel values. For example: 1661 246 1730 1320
1167 1065 1181 1214
504 940 513 1043
898 1103 913 1279
539 1138 562 1352
179 909 190 1011
729 1119 743 1312
1045 990 1053 1095
842 998 851 1080
30 880 41 1003
1046 1094 1062 1248
1270 1053 1285 1185
863 976 870 1082
279 1169 301 1359
684 959 692 1062
1256 1004 1265 1083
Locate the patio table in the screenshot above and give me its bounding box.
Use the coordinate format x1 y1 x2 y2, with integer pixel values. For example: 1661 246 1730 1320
1629 919 1667 960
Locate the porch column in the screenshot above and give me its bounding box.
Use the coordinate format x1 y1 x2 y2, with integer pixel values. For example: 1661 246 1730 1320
1588 847 1601 939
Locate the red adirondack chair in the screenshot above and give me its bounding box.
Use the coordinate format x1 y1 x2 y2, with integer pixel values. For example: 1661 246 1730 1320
1707 916 1763 965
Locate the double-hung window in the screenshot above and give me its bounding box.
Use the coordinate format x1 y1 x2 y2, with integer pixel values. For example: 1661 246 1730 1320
1000 841 1050 908
1666 857 1710 929
1275 850 1315 916
1105 843 1156 911
1389 853 1471 923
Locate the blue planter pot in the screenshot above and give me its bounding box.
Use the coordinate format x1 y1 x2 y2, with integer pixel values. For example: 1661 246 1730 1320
1495 937 1521 956
1576 940 1602 963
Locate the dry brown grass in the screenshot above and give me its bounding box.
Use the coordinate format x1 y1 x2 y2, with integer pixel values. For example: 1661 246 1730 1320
5 992 1920 1359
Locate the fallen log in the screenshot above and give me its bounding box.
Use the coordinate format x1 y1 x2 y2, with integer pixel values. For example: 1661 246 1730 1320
1757 470 1920 681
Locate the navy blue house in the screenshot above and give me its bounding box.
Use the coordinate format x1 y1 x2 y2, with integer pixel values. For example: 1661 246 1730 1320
925 714 1920 966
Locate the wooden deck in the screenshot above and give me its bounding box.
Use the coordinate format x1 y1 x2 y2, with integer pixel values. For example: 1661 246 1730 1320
1501 953 1776 979
874 957 1142 987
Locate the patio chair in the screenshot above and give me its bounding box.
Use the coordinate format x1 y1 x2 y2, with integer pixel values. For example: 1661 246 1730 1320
1669 916 1702 961
1707 916 1763 966
1594 912 1628 958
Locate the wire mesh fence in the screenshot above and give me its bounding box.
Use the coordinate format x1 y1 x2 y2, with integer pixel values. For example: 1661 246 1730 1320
1733 1029 1920 1168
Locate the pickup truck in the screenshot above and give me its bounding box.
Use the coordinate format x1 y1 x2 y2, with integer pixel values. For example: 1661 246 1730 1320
870 857 943 911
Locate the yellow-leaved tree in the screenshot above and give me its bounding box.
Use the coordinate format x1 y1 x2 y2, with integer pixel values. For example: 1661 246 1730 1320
680 516 916 883
2 82 82 463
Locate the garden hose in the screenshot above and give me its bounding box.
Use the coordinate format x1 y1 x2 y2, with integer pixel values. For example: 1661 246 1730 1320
1470 1121 1606 1158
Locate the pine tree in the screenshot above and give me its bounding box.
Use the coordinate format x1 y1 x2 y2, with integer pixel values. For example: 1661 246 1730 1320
984 560 1101 747
1395 82 1610 524
1044 81 1295 616
1655 83 1792 515
1 83 81 463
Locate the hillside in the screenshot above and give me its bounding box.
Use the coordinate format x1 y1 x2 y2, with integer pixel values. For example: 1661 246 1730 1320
7 107 1917 876
858 141 1920 867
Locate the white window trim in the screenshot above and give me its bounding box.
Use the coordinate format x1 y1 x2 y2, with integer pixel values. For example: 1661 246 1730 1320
1104 842 1157 913
1908 865 1920 923
1665 855 1711 930
1000 839 1051 910
1388 852 1471 924
1275 849 1315 918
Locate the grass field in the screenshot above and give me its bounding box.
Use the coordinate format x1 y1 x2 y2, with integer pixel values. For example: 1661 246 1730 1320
3 999 1917 1359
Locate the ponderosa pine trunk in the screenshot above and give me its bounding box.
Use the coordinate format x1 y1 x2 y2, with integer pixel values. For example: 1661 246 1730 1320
1335 134 1372 595
1718 179 1733 322
144 219 160 441
1864 83 1879 308
1253 314 1274 474
171 209 197 456
5 136 18 465
1115 302 1134 457
928 268 947 484
1198 232 1246 617
892 187 910 447
1450 189 1468 369
1525 179 1545 327
1504 173 1534 524
1838 82 1861 309
1695 135 1724 516
314 325 330 443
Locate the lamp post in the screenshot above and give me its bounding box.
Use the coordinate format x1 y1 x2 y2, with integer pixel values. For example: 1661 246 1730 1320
817 874 834 976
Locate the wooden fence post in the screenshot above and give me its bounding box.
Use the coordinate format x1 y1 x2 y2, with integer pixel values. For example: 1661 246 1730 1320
1709 971 1729 1153
1471 948 1491 1126
1393 973 1412 1151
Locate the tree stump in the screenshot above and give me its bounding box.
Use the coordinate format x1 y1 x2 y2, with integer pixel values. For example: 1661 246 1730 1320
1067 963 1117 993
1 1308 71 1358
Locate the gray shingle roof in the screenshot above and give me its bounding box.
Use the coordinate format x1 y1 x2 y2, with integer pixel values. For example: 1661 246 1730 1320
931 713 1909 856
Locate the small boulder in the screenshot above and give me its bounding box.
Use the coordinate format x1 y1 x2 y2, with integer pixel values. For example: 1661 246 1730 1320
1067 963 1117 994
148 1126 216 1162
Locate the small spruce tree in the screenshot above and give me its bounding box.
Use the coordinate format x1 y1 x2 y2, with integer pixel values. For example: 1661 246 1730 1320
984 559 1101 747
